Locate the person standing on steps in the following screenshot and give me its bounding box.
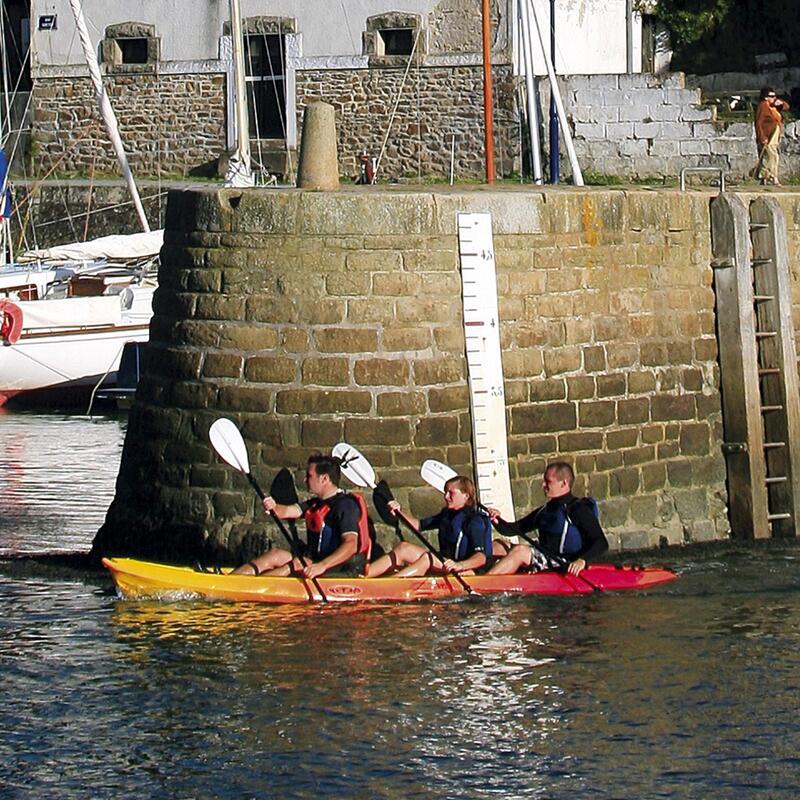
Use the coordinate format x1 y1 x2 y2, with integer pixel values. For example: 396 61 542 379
754 86 791 186
367 475 493 578
488 462 608 576
232 453 371 579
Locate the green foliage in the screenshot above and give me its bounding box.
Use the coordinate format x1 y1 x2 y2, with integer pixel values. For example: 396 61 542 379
637 0 731 48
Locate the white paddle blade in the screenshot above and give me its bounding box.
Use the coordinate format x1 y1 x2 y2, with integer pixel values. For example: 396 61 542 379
420 459 458 493
209 418 251 474
332 442 377 489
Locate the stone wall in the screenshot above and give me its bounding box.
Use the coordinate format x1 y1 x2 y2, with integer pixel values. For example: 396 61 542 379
92 186 755 564
296 64 519 181
30 74 226 177
26 67 800 183
555 73 800 181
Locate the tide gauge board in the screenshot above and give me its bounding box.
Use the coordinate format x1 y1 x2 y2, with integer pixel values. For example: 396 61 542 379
457 212 515 520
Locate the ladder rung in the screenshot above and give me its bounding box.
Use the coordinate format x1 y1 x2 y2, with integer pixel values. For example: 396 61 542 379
768 513 792 521
759 367 781 375
756 331 777 339
754 294 774 302
762 404 784 413
751 257 772 266
765 476 788 484
764 441 786 450
750 222 769 230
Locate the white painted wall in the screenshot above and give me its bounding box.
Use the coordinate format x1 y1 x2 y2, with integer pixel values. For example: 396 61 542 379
32 0 640 74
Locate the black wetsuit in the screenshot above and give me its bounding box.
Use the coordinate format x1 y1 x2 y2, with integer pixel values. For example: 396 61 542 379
495 493 608 564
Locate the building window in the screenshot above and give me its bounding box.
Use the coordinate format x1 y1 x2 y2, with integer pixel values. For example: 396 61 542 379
364 13 424 65
118 38 149 64
378 28 413 56
101 23 159 71
244 33 286 139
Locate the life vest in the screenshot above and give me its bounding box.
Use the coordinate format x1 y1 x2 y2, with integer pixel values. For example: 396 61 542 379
534 497 599 558
304 492 372 561
0 299 23 345
438 507 493 562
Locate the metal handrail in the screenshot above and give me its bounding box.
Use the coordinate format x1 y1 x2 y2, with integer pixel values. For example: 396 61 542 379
680 167 726 193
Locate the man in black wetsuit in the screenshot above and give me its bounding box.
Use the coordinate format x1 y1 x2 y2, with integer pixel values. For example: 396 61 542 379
487 461 608 576
232 453 368 578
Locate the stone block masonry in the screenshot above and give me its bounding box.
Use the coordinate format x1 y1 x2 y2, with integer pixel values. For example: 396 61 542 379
94 186 766 564
540 73 800 181
31 74 227 177
295 64 519 181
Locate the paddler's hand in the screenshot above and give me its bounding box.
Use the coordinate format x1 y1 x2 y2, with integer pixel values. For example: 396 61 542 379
387 500 401 516
302 561 326 580
567 558 586 576
487 506 501 522
442 558 458 573
262 496 277 513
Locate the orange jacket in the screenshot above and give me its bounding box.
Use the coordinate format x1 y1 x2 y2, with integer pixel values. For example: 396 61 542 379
755 98 790 145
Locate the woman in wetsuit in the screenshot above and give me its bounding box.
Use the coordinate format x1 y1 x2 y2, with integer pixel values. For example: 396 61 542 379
367 475 493 578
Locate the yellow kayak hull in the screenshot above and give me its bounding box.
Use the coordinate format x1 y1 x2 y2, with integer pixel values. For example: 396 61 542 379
102 557 678 604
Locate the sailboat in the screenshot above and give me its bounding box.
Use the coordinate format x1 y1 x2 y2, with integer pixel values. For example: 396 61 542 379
0 0 162 407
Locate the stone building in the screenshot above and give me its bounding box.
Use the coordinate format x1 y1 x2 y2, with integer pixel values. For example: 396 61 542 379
28 0 651 181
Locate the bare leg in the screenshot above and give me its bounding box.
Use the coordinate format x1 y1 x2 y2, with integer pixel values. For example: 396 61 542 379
367 542 428 577
492 539 512 558
261 556 307 577
487 544 533 575
395 551 445 578
231 547 293 575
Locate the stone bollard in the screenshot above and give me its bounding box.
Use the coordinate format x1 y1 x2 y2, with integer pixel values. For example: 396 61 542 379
297 101 340 191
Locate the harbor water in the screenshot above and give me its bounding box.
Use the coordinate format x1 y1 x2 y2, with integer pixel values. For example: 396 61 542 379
1 412 799 799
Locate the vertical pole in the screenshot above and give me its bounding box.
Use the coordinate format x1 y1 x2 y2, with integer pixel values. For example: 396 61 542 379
481 0 495 184
225 0 254 186
519 0 543 183
548 0 559 183
67 0 150 232
626 0 634 73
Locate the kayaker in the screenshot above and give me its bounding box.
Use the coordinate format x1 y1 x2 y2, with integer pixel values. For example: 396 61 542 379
488 462 608 576
232 453 371 578
367 475 493 578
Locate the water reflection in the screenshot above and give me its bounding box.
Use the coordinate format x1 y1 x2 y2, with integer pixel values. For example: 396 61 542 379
2 413 800 797
0 410 125 554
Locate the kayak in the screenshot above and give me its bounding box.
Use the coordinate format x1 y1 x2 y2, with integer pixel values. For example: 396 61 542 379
102 557 678 604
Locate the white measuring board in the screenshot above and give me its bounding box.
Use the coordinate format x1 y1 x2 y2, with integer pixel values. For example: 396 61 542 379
457 212 515 519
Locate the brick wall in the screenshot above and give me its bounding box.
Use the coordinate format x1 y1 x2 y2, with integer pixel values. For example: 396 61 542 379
93 187 746 563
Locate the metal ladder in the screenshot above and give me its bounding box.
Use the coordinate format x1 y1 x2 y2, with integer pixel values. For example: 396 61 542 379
710 194 800 538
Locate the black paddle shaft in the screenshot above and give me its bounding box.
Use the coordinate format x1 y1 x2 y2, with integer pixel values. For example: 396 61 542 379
247 472 329 603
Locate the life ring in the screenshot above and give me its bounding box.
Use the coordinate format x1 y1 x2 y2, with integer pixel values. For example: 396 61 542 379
0 299 23 345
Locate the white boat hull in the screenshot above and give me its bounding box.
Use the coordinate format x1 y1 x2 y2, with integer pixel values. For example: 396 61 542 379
0 290 153 406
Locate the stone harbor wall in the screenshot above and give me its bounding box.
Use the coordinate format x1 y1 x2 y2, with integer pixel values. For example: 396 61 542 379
88 185 793 565
9 181 168 248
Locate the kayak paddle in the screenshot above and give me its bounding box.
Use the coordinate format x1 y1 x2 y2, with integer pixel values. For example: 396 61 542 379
333 442 478 596
419 458 601 592
208 418 328 602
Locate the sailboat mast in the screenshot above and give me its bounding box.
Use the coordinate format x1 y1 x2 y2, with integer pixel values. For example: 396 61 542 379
67 0 150 232
225 0 254 186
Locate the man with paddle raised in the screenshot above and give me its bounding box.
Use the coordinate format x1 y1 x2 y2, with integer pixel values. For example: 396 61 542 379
488 462 608 576
231 453 371 579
